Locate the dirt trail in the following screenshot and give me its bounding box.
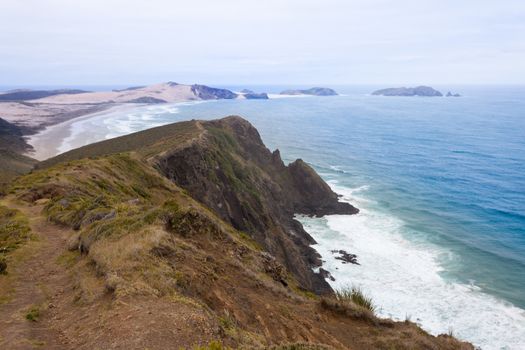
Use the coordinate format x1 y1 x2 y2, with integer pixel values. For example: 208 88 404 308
0 198 72 349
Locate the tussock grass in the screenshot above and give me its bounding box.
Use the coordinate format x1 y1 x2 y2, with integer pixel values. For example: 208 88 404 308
335 286 375 312
320 286 377 324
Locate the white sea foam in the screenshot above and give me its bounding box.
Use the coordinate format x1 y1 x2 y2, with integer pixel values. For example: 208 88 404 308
55 102 196 153
299 182 525 350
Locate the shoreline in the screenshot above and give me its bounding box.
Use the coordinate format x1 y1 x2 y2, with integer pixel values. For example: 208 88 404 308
25 104 141 161
300 180 525 350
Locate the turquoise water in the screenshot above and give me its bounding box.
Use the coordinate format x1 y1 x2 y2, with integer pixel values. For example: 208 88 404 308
45 86 525 349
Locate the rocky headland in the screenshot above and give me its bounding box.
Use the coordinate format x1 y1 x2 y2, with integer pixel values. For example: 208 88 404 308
0 116 473 349
280 87 338 96
372 86 443 97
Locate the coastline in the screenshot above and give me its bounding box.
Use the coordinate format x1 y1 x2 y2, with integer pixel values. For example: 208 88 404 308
25 104 142 161
299 180 525 350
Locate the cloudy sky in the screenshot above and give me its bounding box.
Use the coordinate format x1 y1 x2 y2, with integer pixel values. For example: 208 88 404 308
1 0 524 85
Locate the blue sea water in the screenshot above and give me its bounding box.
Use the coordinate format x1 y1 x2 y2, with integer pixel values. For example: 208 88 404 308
37 85 525 349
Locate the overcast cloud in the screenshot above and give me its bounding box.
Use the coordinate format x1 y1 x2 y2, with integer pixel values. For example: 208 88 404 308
1 0 524 85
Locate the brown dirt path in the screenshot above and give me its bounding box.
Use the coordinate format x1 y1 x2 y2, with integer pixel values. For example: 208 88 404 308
0 198 72 349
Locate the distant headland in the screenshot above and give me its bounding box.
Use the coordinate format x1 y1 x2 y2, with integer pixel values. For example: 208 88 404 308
372 86 462 97
372 86 443 97
280 87 338 96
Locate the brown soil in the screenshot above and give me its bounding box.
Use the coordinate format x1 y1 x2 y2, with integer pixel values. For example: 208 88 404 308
0 199 70 349
0 198 219 349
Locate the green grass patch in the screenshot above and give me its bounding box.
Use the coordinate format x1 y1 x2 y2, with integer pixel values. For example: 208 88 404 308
193 340 230 350
56 250 79 268
0 205 32 273
25 305 40 321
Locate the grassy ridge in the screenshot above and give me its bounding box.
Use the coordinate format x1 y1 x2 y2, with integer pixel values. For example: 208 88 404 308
38 120 201 169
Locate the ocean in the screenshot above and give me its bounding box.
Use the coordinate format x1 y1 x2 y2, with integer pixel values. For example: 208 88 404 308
35 85 525 349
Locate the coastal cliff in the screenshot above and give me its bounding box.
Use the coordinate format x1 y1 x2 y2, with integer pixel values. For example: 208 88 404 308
154 116 358 293
0 117 473 349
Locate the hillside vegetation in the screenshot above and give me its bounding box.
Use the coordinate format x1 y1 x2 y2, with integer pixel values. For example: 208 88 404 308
0 116 473 349
0 118 36 190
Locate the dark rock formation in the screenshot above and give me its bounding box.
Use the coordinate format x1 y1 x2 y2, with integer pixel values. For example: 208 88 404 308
330 249 359 265
239 88 269 99
0 89 89 101
319 267 336 281
446 91 461 97
190 84 238 100
244 92 269 100
125 96 167 104
372 86 443 97
154 116 358 293
280 87 338 96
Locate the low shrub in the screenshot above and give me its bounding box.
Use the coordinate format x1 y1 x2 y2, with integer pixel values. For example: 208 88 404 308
25 305 40 321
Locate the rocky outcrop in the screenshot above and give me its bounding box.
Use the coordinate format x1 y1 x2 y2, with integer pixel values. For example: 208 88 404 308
191 84 238 100
446 91 461 97
372 86 443 97
331 249 359 265
239 89 269 99
280 87 338 96
154 116 357 293
244 92 269 99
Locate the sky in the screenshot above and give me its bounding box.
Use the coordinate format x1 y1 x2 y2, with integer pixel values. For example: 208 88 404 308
1 0 524 86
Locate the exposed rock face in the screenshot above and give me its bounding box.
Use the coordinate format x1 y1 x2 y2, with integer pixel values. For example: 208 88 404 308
190 84 238 100
244 92 269 99
446 91 461 97
372 86 443 97
239 89 269 99
154 116 358 293
331 249 359 265
280 87 338 96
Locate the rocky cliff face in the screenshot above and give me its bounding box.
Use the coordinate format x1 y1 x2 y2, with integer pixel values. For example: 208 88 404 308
5 116 474 348
153 116 357 293
191 84 238 100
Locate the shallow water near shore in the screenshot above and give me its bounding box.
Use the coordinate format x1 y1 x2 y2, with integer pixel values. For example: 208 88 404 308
31 85 525 349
